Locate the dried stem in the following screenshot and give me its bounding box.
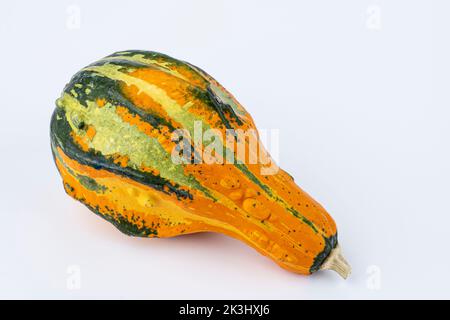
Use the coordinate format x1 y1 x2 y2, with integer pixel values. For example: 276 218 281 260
320 245 351 279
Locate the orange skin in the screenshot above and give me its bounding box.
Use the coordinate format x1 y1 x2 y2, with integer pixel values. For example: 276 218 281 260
56 143 336 274
52 50 339 275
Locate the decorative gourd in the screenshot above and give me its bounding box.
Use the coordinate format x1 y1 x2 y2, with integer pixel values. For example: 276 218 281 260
50 50 350 278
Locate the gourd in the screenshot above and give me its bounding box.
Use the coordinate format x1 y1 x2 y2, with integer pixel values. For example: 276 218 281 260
50 50 350 278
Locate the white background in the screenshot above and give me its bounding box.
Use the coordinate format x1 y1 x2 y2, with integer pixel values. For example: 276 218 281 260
1 0 449 299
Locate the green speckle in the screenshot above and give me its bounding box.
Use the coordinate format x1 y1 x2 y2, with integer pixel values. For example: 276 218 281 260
76 174 107 193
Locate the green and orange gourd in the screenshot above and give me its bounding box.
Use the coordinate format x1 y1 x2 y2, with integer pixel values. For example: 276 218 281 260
50 50 350 278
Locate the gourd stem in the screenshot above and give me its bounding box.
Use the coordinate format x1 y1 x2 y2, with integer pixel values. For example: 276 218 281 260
320 245 351 279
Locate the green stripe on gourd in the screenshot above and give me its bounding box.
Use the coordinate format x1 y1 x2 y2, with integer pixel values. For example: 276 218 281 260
83 63 323 236
56 92 211 199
